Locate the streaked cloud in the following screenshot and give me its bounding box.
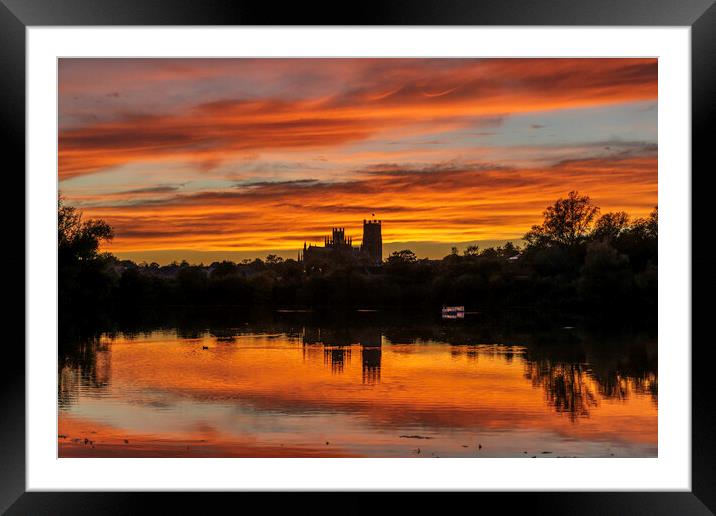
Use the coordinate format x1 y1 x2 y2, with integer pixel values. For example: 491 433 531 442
58 58 657 262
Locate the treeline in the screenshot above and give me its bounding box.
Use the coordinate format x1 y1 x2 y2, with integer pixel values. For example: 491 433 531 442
59 191 657 321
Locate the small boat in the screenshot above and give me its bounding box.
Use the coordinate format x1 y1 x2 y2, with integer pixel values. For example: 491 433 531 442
441 306 465 319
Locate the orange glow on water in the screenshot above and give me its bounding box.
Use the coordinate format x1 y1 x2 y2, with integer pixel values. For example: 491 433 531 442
59 329 657 458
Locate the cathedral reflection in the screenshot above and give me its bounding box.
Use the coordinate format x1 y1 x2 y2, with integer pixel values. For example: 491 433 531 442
302 326 383 383
324 345 351 374
361 344 381 384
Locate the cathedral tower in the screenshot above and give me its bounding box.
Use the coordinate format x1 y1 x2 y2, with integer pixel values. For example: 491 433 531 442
361 220 382 265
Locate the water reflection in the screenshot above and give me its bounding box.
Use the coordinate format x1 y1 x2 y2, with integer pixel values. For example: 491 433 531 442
59 335 112 409
362 344 381 385
523 338 658 421
302 326 383 382
524 362 598 420
58 314 657 458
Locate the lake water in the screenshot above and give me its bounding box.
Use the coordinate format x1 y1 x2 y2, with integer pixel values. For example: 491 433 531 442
58 313 657 458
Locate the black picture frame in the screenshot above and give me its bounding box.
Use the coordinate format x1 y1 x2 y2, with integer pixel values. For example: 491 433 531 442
2 0 713 513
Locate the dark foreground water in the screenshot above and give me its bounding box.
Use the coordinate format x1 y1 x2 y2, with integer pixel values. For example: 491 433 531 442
58 311 657 457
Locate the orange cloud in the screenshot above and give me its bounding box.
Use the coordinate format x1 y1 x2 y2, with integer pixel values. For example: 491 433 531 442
59 58 657 179
73 153 656 256
59 58 657 259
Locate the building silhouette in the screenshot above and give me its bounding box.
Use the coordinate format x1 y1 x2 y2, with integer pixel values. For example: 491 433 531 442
300 219 382 266
361 220 382 265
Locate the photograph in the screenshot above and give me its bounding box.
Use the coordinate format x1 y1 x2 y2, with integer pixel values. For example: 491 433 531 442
57 57 658 459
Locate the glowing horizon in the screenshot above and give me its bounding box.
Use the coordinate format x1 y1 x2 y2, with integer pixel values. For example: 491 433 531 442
59 58 658 263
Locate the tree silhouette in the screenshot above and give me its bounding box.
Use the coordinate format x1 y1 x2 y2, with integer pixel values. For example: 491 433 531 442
58 196 114 262
57 193 657 320
524 191 599 248
58 195 116 313
387 249 417 264
592 211 630 242
631 206 658 239
463 245 480 257
265 254 284 264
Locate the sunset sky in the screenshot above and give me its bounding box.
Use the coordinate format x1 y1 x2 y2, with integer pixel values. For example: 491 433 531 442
58 58 658 264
